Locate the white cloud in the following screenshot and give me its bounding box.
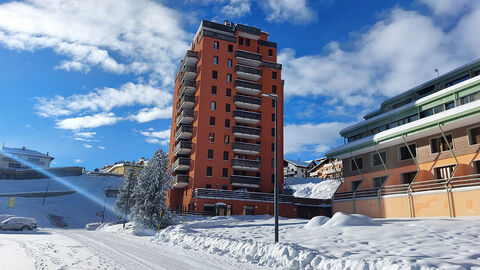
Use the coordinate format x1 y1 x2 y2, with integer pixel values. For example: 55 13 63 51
221 0 250 18
140 128 170 145
74 132 96 138
284 122 353 155
73 159 83 164
128 106 172 123
98 146 105 150
83 144 92 149
262 0 316 24
278 7 480 109
74 137 91 142
0 0 190 84
419 0 471 16
56 112 121 130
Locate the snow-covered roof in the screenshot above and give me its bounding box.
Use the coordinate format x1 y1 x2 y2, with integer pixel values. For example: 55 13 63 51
284 159 310 168
1 146 54 159
284 177 342 199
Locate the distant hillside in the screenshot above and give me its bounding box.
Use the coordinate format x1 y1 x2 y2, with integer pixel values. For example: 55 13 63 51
284 178 341 199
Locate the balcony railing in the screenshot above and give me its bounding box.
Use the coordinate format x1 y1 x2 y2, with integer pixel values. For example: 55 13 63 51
175 125 193 141
235 50 262 67
176 109 194 126
232 142 260 155
179 80 196 96
173 174 189 188
231 158 260 171
232 125 261 139
192 188 294 203
235 65 262 81
234 80 262 95
230 175 260 187
233 109 261 124
172 157 190 172
183 50 198 66
177 94 195 111
180 65 197 82
234 95 261 110
173 141 192 156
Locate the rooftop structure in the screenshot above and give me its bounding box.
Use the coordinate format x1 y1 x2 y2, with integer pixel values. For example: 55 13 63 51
0 146 54 169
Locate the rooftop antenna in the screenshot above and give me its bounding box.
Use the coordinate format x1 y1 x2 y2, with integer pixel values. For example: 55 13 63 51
435 68 440 77
298 153 301 162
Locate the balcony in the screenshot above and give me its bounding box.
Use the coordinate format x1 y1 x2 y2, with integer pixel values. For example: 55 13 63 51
177 94 195 112
233 109 261 124
235 50 262 67
175 125 193 141
176 109 194 126
173 174 189 188
235 65 262 81
234 80 262 95
173 141 192 156
234 94 261 110
233 125 260 139
180 65 197 82
172 157 190 172
232 142 260 155
183 50 198 67
231 158 260 171
179 80 196 96
230 175 260 188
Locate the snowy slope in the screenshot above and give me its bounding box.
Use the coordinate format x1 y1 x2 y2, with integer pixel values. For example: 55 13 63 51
284 178 341 199
0 174 123 228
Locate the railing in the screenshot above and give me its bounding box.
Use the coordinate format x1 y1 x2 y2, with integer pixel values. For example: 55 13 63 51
173 174 189 184
232 142 260 153
235 65 262 76
176 109 194 126
231 159 260 169
175 125 193 140
173 141 192 153
235 50 262 62
232 125 261 136
234 80 262 90
230 175 260 186
180 79 196 89
192 188 294 203
234 95 261 106
233 109 261 121
172 157 190 169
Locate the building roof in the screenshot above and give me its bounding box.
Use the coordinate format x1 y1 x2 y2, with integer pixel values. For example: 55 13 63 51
1 146 54 160
284 159 310 168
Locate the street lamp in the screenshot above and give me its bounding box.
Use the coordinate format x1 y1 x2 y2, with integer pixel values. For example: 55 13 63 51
262 93 279 243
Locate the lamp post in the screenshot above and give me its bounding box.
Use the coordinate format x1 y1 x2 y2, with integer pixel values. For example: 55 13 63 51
262 93 279 243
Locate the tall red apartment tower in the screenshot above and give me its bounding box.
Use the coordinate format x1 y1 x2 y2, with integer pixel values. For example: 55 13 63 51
167 20 284 215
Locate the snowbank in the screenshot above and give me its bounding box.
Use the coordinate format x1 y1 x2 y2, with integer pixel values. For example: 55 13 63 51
304 216 330 229
284 178 341 199
322 212 376 228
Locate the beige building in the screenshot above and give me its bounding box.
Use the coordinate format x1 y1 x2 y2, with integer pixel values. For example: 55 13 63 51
101 159 146 178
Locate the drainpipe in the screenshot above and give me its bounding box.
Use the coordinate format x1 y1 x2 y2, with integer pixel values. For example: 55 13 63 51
350 151 365 214
438 123 458 218
374 142 389 218
402 134 420 218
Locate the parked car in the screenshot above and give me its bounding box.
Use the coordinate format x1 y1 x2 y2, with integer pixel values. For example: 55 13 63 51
0 217 38 231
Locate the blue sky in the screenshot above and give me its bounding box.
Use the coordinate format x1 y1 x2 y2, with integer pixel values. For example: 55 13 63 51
0 0 479 170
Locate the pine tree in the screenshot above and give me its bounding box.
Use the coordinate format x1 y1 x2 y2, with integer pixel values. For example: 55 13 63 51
114 162 138 219
130 149 176 229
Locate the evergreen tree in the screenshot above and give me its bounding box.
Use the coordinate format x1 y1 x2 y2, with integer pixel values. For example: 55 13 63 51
130 149 176 229
114 162 138 219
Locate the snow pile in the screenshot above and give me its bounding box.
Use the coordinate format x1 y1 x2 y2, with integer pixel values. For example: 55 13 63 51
304 216 330 229
97 222 156 236
322 212 376 228
284 178 341 199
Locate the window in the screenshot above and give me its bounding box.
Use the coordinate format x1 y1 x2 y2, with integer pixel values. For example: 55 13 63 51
272 85 277 93
206 184 212 189
271 113 275 121
227 59 232 68
243 205 254 215
459 92 479 105
223 151 229 161
224 135 230 144
469 127 480 145
372 176 387 188
208 149 214 159
227 74 232 82
228 44 233 52
435 165 455 179
222 184 228 190
271 174 274 183
210 101 216 111
272 71 277 79
226 88 232 97
402 172 416 184
239 37 244 45
209 132 215 142
371 152 387 167
214 41 219 50
222 168 228 177
225 103 231 112
271 128 275 136
351 180 362 191
211 85 217 95
430 135 453 153
271 143 274 152
474 160 480 174
213 56 218 64
225 119 230 128
210 117 215 126
399 144 416 160
351 157 363 171
445 101 455 110
245 38 250 46
268 49 273 56
212 70 218 79
272 99 275 107
446 74 470 87
433 105 444 114
207 166 212 176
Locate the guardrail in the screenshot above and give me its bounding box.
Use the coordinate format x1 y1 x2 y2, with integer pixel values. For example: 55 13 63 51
193 188 294 203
